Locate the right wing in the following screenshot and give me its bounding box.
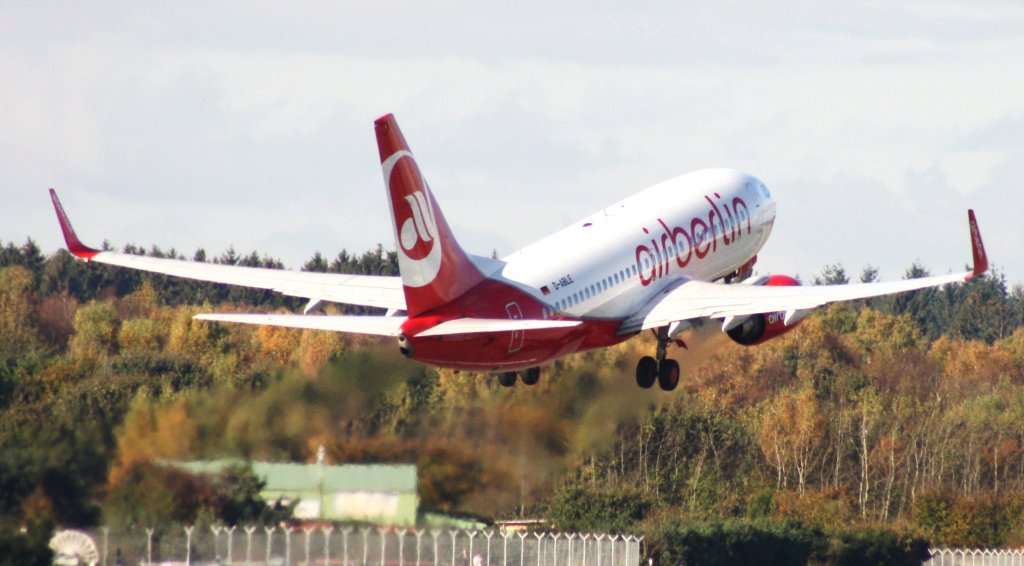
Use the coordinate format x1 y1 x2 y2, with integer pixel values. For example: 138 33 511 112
50 189 406 311
621 209 988 334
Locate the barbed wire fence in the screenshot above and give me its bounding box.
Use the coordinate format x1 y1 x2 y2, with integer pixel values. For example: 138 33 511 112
925 548 1024 565
77 525 644 566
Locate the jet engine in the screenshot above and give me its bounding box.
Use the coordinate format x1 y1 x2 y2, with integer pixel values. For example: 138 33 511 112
724 274 808 346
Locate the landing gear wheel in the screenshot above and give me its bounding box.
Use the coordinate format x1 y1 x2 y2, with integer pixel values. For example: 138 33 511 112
498 372 517 387
521 367 540 385
636 356 657 388
658 359 680 391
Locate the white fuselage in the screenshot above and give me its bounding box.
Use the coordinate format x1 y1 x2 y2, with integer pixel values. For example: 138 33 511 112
499 169 776 320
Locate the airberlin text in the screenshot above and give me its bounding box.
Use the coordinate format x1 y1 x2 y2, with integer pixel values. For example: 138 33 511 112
635 194 751 286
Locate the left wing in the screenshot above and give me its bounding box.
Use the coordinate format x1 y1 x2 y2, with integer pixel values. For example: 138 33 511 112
50 189 406 311
621 210 988 333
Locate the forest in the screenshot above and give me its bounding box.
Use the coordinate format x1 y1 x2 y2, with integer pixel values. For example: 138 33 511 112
1 236 1024 564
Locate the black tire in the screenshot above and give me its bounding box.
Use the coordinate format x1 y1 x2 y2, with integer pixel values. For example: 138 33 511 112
636 356 657 388
521 367 540 385
658 359 680 392
498 372 517 387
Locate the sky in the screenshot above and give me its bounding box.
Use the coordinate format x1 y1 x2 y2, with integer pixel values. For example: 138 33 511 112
2 1 1023 285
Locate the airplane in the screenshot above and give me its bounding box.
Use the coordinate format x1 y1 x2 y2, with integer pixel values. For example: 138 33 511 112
50 114 989 391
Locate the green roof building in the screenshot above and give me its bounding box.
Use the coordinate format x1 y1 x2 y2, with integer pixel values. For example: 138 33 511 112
178 460 418 525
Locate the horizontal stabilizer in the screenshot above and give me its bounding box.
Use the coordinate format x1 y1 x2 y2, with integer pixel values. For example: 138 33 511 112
194 313 406 336
414 318 581 337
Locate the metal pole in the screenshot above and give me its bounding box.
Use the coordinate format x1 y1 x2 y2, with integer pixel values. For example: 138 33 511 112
305 526 315 566
145 528 155 566
265 526 276 565
450 530 459 566
101 527 109 566
324 525 334 566
362 527 371 566
468 530 477 566
211 526 223 563
184 526 194 566
431 530 441 566
342 527 352 566
484 530 494 566
245 526 256 565
416 530 425 566
397 528 408 566
285 526 294 566
226 526 236 565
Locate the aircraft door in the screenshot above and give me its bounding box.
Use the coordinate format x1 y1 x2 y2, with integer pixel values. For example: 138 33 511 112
506 302 524 353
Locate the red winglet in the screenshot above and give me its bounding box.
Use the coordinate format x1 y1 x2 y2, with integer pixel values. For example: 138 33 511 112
49 189 100 260
967 209 988 280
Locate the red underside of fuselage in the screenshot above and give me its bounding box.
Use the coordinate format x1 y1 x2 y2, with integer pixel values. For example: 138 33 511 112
399 277 635 372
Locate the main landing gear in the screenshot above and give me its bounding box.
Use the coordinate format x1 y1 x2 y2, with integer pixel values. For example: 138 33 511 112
636 327 681 391
498 367 541 388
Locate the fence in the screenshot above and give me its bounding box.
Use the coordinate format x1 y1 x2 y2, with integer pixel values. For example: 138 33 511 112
926 548 1024 565
73 526 644 566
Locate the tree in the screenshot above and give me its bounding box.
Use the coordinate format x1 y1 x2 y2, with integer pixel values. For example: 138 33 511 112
814 263 849 285
69 301 120 360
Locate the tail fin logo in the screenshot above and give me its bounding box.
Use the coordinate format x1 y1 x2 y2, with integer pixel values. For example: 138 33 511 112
383 151 443 287
400 191 437 259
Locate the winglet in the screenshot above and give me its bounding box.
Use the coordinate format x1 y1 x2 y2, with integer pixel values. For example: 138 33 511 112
49 189 101 260
967 209 988 280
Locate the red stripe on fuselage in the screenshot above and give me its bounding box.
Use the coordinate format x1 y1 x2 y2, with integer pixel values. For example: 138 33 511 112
401 277 632 372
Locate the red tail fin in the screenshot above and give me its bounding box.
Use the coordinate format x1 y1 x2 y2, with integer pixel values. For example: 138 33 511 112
375 114 485 316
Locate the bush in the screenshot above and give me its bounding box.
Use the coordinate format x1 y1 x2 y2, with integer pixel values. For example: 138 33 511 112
816 527 930 566
648 519 929 566
547 486 652 533
649 519 815 566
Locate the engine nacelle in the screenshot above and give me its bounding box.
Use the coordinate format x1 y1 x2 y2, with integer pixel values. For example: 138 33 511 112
726 274 806 346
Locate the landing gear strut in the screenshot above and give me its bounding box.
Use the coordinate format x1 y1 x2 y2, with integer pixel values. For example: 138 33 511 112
635 327 680 391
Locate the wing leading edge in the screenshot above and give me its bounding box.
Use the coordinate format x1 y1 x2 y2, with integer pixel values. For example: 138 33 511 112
49 189 406 311
622 209 989 334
